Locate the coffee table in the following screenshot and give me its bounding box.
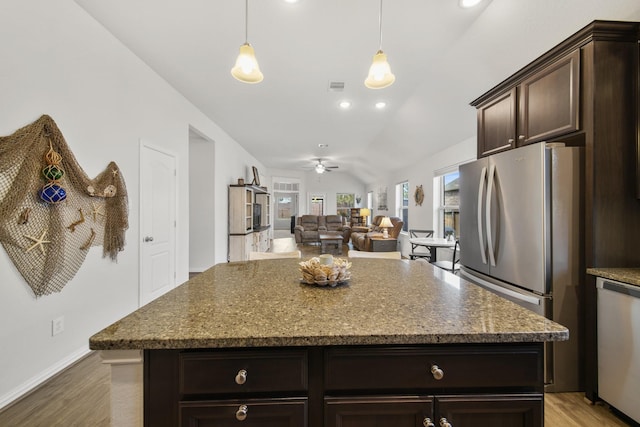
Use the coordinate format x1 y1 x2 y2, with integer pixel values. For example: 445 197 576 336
319 232 343 255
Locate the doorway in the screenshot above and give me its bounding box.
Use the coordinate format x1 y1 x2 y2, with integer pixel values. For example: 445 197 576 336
309 194 325 216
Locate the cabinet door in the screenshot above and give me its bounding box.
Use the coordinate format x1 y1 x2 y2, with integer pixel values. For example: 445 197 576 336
436 394 543 427
325 396 434 427
477 88 517 158
180 398 307 427
518 49 580 146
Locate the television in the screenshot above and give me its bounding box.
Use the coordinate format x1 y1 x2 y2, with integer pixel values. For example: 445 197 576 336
253 203 262 229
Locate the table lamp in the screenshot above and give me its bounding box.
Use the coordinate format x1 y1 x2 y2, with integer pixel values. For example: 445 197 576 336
360 208 371 226
379 216 393 238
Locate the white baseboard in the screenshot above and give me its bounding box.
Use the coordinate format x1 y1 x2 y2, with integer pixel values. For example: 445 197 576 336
0 345 90 411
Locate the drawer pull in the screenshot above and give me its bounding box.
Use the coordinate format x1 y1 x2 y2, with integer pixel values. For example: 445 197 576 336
430 364 444 380
439 418 452 427
235 369 247 385
236 404 248 421
423 417 435 427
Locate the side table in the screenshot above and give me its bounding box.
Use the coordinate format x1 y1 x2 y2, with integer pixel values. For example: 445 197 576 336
370 236 398 252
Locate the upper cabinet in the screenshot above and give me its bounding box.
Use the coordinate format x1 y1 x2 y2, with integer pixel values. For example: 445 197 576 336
474 50 580 158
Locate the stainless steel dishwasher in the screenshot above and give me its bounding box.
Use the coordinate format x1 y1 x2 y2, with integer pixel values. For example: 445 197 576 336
597 277 640 424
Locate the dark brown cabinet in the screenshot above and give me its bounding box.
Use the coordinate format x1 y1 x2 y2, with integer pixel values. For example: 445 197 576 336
180 399 307 426
477 88 516 157
475 50 580 158
145 344 544 427
518 50 580 146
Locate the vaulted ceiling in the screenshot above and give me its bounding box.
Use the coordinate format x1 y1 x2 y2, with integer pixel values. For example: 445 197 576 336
75 0 640 183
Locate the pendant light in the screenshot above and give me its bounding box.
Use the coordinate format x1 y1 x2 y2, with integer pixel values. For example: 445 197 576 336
364 0 395 89
231 0 263 84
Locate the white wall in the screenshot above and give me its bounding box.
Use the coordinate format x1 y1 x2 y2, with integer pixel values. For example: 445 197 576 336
0 0 263 407
305 171 367 215
189 133 216 272
366 136 476 256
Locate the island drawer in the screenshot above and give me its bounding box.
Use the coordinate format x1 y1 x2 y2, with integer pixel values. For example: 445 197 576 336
179 349 308 395
325 345 542 391
180 397 307 426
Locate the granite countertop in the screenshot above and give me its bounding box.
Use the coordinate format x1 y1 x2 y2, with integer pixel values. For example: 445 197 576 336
89 259 568 350
587 268 640 287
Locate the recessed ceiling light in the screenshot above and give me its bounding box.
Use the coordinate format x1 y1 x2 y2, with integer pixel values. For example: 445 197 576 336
375 101 387 109
284 0 300 3
339 100 352 109
459 0 483 8
318 143 329 148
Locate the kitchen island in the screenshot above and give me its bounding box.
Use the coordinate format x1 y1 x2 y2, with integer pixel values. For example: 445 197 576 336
90 258 568 427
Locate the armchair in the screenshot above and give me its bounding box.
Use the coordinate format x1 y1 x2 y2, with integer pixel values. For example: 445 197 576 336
294 215 322 244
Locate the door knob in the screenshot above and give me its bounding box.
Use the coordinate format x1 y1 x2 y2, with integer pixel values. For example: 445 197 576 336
143 236 154 242
236 404 248 421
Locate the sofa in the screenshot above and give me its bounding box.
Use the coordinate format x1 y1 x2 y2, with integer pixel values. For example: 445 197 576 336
350 215 404 251
294 215 352 244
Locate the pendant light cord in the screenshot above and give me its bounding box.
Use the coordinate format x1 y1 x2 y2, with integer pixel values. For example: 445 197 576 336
244 0 249 43
378 0 383 50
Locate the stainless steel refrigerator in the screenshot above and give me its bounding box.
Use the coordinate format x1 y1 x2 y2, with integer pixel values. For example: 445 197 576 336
459 142 582 392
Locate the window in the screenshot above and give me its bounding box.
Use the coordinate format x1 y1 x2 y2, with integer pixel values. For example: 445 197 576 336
336 193 355 221
435 170 460 238
396 181 409 232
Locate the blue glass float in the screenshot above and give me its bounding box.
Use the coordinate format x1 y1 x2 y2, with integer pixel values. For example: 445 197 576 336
39 182 67 204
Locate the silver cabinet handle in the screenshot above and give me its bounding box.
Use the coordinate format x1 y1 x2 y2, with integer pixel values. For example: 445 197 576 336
508 138 514 145
430 365 444 380
423 418 435 427
143 236 154 242
236 404 248 421
440 418 452 427
518 134 525 140
235 369 247 385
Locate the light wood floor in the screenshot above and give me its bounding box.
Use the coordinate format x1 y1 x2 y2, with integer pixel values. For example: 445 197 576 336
0 236 631 426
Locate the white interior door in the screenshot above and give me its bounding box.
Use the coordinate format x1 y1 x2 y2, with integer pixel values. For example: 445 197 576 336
140 142 176 306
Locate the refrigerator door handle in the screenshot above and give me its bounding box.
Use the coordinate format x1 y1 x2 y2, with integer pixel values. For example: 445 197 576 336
485 163 497 267
477 166 488 265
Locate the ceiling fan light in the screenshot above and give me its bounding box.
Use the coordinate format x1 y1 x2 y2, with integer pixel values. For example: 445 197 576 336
365 50 395 89
459 0 483 8
231 43 264 83
315 164 325 174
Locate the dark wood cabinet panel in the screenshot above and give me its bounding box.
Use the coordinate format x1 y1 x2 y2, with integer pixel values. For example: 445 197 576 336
325 396 434 427
179 349 307 395
325 346 542 392
518 49 580 146
477 88 516 157
180 398 307 427
436 394 543 427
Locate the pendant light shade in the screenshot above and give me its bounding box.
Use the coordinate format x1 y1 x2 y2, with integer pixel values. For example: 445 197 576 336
365 0 394 89
231 43 263 83
365 50 395 89
231 0 263 84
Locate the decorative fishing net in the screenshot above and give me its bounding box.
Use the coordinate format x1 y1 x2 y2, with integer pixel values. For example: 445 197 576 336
0 115 128 297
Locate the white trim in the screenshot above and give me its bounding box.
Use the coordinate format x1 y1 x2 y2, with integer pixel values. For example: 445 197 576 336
0 346 90 410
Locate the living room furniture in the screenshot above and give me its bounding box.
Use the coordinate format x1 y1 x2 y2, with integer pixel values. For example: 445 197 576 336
431 239 461 274
369 235 397 252
294 215 351 244
350 216 403 251
228 184 271 262
349 207 365 227
408 237 455 262
319 232 343 255
409 229 434 260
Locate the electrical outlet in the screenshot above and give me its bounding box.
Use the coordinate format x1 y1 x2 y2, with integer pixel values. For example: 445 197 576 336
52 316 64 336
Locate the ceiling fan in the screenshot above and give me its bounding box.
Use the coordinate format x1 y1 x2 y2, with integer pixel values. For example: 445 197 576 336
310 159 339 174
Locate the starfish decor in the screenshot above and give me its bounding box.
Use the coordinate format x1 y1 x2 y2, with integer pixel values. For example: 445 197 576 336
24 230 51 255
